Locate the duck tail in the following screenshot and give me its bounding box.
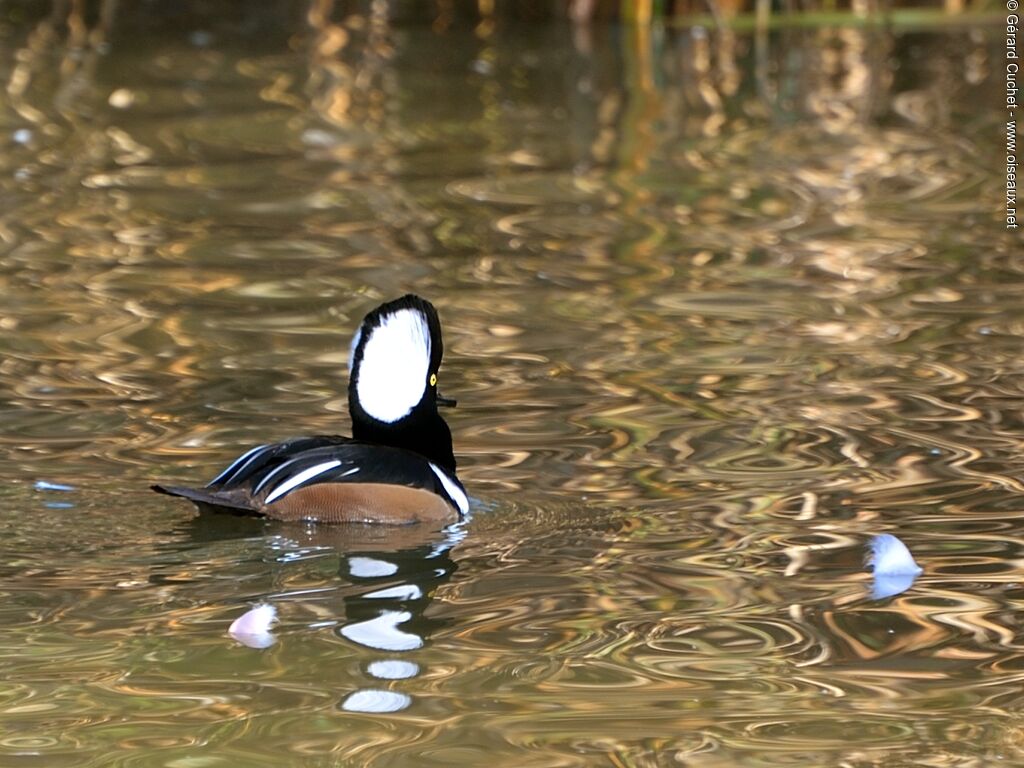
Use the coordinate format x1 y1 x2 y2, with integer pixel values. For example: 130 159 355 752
151 484 261 515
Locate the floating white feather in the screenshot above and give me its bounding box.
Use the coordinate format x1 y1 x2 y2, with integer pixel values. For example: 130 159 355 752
34 480 76 492
867 533 923 576
867 533 922 600
229 604 278 648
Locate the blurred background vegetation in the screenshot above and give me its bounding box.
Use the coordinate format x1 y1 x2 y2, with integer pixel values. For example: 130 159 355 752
0 0 1001 38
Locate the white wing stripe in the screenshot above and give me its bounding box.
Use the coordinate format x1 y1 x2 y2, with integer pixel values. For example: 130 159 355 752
252 455 303 494
429 463 469 515
207 444 270 487
265 460 343 504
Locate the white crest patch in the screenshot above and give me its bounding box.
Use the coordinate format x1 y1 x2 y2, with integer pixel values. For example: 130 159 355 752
355 308 431 423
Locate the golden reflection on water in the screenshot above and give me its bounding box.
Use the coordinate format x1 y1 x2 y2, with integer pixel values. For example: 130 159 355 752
0 3 1020 767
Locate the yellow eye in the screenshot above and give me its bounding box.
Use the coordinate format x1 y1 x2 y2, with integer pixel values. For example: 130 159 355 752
429 373 437 387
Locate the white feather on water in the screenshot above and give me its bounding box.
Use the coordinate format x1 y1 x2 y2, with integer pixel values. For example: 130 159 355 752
867 533 922 575
229 604 278 648
34 480 76 492
867 533 922 599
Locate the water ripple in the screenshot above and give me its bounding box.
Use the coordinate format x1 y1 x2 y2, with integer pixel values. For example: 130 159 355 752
0 13 1018 768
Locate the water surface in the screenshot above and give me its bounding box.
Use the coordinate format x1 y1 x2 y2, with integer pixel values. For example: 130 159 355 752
0 6 1020 767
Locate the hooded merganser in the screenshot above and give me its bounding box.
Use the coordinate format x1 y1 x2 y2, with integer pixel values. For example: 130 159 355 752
152 294 468 525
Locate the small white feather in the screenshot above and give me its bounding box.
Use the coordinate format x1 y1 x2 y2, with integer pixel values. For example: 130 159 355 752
229 603 277 634
867 533 923 576
34 480 76 492
229 603 278 649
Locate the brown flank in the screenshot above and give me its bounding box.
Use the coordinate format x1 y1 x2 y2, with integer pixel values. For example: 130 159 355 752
262 482 458 524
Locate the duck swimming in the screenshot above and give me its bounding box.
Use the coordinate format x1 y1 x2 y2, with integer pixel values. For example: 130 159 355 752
152 294 468 525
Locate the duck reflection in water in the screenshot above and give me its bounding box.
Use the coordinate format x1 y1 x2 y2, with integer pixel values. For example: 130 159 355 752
179 513 462 713
324 523 461 654
156 294 469 712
